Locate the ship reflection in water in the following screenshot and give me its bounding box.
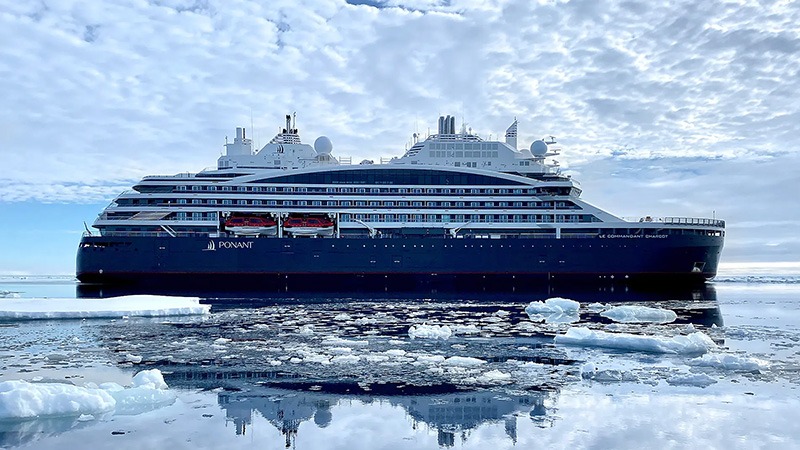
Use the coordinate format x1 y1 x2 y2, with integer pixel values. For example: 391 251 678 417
173 375 556 448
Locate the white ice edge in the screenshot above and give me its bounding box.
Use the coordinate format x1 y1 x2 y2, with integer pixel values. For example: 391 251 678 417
600 305 678 324
555 326 716 354
0 295 209 320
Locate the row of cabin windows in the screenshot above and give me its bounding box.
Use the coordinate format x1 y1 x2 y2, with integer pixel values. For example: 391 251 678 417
122 198 579 209
429 142 500 150
429 151 500 158
340 214 598 223
172 185 573 196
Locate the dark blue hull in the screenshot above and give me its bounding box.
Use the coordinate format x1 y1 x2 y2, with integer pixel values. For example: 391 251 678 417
77 234 723 290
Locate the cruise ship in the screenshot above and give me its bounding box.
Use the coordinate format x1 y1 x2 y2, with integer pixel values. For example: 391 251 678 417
76 114 725 289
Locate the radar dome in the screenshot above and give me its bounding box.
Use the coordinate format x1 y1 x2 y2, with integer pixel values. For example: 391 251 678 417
314 136 333 154
530 140 548 156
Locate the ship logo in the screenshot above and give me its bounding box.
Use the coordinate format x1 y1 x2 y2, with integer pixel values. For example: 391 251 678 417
203 240 216 251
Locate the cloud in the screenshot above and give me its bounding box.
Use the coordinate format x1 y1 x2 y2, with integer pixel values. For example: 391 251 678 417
0 0 798 262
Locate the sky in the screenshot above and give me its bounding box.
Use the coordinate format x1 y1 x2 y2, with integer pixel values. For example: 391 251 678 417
0 0 799 275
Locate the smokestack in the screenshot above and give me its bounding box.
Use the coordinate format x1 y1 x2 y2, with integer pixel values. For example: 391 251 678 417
243 128 246 139
438 116 445 135
449 116 455 135
236 127 243 140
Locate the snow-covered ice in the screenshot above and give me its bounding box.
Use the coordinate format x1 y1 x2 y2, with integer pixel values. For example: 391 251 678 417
687 353 768 372
525 297 580 315
409 324 452 339
555 327 716 354
600 305 678 324
442 356 486 367
667 373 718 387
0 295 209 320
0 369 174 420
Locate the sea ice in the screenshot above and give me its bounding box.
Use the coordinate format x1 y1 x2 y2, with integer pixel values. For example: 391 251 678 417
409 324 452 339
442 356 486 367
475 370 512 384
667 373 718 387
0 290 21 298
600 305 678 324
555 327 716 354
0 369 173 420
524 297 580 315
0 296 209 320
686 353 768 372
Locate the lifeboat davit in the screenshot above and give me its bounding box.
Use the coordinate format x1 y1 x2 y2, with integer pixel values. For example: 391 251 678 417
225 216 277 236
283 217 334 237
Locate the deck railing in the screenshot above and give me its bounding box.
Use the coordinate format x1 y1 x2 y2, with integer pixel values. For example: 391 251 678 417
625 216 725 228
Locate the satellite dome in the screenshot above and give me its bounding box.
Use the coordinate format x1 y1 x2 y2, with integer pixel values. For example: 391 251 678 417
314 136 333 154
530 140 548 156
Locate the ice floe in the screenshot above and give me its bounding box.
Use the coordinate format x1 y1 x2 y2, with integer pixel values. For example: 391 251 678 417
475 370 512 384
600 305 678 324
442 356 486 367
0 296 209 320
687 353 768 372
525 298 581 323
0 369 174 420
525 298 580 315
666 373 718 387
555 327 716 354
0 290 21 298
409 324 452 340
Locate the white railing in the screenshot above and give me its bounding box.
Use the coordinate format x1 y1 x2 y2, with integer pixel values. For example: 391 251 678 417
625 216 725 227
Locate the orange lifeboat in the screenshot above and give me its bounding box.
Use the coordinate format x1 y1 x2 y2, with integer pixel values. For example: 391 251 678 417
282 217 334 236
224 216 277 236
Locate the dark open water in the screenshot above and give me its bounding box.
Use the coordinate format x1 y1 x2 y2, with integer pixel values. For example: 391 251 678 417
1 276 799 449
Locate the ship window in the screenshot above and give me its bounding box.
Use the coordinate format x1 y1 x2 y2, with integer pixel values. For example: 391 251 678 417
177 185 187 191
429 151 435 157
455 143 463 150
298 201 307 206
399 201 408 206
282 200 292 206
237 186 246 191
253 200 261 205
327 200 336 206
356 201 366 206
237 200 246 205
492 151 498 157
222 199 232 205
455 151 463 157
209 199 217 205
192 199 201 204
369 201 379 206
313 200 321 206
342 201 351 206
412 201 422 207
385 201 394 207
178 199 187 204
268 200 277 206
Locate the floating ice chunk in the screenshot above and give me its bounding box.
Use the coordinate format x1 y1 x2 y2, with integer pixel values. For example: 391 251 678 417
687 353 768 372
476 370 512 384
0 296 209 320
124 354 143 364
416 355 446 364
354 317 377 325
442 356 486 367
333 313 352 321
580 364 637 383
384 349 407 357
409 324 452 340
331 355 360 364
667 373 717 387
0 290 21 298
213 338 231 344
525 297 580 315
298 325 315 335
132 369 168 390
600 306 677 324
555 327 716 354
0 381 116 419
586 302 607 312
0 369 173 420
525 298 580 323
452 325 480 335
